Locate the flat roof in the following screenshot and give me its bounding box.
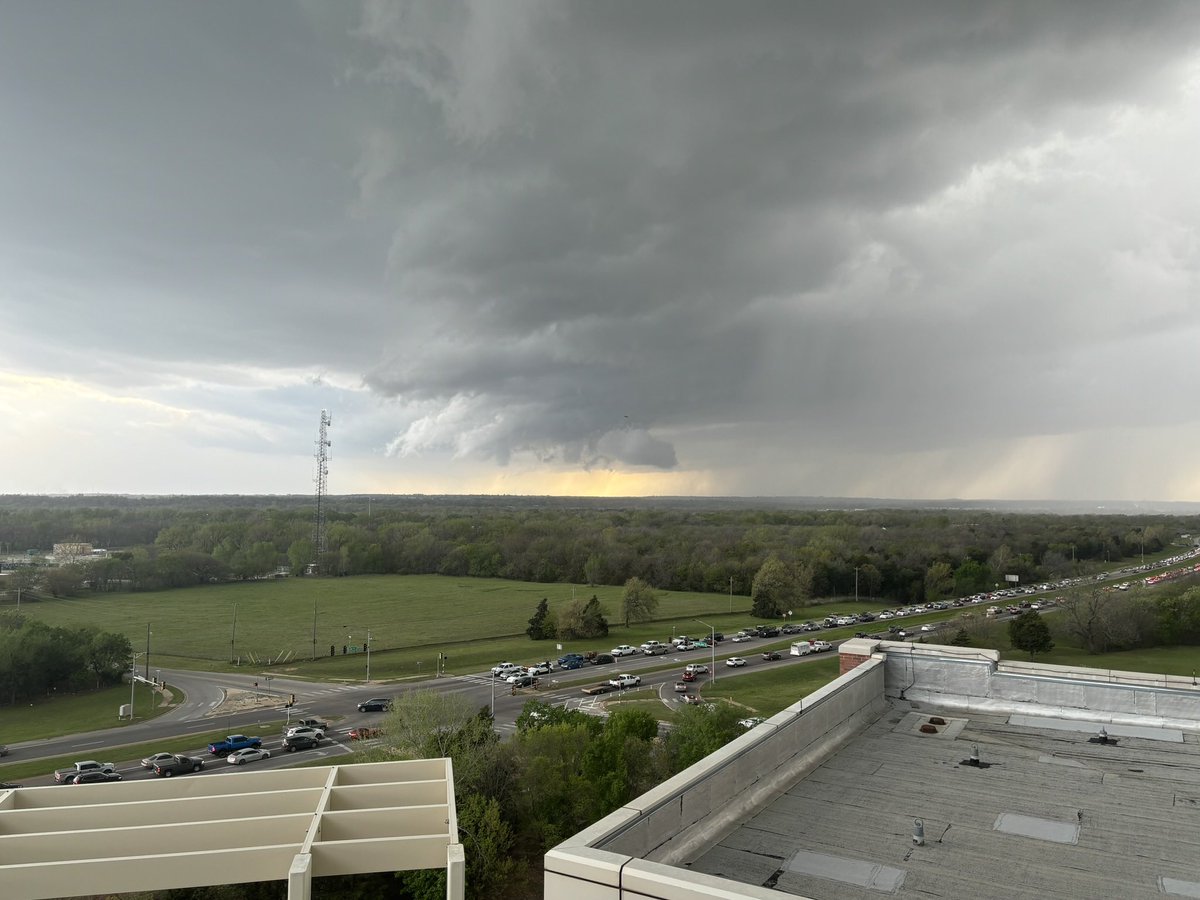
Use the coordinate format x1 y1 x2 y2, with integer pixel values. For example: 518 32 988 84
685 704 1200 899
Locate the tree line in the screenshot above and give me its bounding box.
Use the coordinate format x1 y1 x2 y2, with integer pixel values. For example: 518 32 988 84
1 497 1189 606
0 611 132 705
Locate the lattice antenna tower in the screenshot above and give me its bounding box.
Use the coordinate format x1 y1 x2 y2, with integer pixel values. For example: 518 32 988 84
313 409 332 558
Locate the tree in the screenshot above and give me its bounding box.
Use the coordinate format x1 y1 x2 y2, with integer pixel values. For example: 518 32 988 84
556 595 609 640
751 556 796 618
383 688 478 760
86 630 133 689
1060 587 1152 653
1008 611 1054 658
924 562 954 603
620 577 659 628
526 598 552 640
663 702 745 771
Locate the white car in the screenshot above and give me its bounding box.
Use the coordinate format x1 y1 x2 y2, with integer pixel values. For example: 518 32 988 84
731 632 751 642
526 662 551 675
492 664 525 679
684 663 709 675
608 674 642 689
227 748 270 766
140 752 176 770
920 624 934 632
726 657 747 667
284 725 325 740
611 645 637 657
811 640 834 652
490 661 518 676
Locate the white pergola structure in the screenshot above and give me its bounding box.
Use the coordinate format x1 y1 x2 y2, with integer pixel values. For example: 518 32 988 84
0 759 463 900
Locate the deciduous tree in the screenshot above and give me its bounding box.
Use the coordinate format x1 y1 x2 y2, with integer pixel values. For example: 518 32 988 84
620 577 659 628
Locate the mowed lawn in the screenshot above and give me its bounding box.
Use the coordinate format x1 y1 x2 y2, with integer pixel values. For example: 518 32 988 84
13 576 754 678
11 575 901 681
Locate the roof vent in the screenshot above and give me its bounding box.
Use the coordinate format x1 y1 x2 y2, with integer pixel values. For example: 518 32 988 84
1088 726 1118 746
961 743 991 768
912 819 925 846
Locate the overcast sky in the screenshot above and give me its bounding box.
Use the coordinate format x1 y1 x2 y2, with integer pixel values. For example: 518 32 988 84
3 2 1200 501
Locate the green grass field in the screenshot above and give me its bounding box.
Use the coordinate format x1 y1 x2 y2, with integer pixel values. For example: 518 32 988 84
1 682 177 744
8 575 899 680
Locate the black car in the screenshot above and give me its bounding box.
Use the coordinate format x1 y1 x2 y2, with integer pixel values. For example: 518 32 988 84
357 697 391 712
591 653 616 665
70 771 123 785
283 734 323 752
762 650 783 661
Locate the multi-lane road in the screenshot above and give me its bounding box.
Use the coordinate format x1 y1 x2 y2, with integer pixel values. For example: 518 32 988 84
4 640 834 784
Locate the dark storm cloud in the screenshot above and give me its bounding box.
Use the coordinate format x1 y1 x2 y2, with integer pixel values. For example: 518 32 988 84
356 1 1200 475
3 1 1200 496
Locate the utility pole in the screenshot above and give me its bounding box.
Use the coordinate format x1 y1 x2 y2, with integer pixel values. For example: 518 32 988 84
729 576 734 613
145 623 151 680
311 598 318 661
854 567 860 605
230 603 238 665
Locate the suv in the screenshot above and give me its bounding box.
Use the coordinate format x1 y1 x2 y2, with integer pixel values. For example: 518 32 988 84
357 697 391 712
684 663 709 675
284 734 323 752
492 664 525 679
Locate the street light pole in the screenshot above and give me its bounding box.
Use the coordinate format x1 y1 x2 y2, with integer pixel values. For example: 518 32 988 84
366 628 371 683
854 567 860 605
695 619 717 684
729 577 733 613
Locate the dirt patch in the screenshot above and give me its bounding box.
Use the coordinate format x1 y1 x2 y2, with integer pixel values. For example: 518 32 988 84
206 689 283 717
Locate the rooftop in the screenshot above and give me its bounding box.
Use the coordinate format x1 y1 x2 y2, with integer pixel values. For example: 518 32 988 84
687 704 1200 899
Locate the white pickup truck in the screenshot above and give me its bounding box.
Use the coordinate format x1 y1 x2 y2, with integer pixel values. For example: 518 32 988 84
54 760 116 784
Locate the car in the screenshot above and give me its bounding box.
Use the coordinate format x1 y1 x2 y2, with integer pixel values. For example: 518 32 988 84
492 664 525 679
780 624 802 635
682 694 703 705
692 639 709 648
612 644 637 657
726 657 746 667
684 663 709 675
490 661 518 676
0 782 19 789
0 745 8 757
731 632 751 643
357 698 391 712
674 681 688 693
283 734 323 752
681 671 696 682
507 673 538 688
227 747 271 766
642 644 669 656
920 624 934 632
590 653 616 665
738 717 765 730
141 752 176 770
761 650 782 661
285 725 325 740
349 726 382 741
70 771 123 785
557 656 585 669
526 662 552 675
608 674 642 689
811 640 834 652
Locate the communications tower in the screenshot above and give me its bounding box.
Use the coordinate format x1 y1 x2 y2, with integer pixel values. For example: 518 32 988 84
312 409 332 563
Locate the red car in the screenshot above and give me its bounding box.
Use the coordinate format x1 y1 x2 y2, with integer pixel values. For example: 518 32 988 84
681 671 696 682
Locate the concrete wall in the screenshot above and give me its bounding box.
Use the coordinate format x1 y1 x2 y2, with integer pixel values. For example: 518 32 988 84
544 658 886 899
870 639 1200 730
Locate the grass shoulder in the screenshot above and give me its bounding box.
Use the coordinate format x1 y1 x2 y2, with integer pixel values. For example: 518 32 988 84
1 682 179 744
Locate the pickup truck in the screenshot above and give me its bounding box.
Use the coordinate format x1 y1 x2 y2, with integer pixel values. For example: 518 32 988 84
292 717 329 732
608 674 642 689
207 734 262 756
152 755 206 777
54 760 115 784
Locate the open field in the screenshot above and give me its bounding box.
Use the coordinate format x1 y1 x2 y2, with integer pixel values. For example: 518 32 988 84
998 642 1200 676
8 575 900 679
1 682 177 744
